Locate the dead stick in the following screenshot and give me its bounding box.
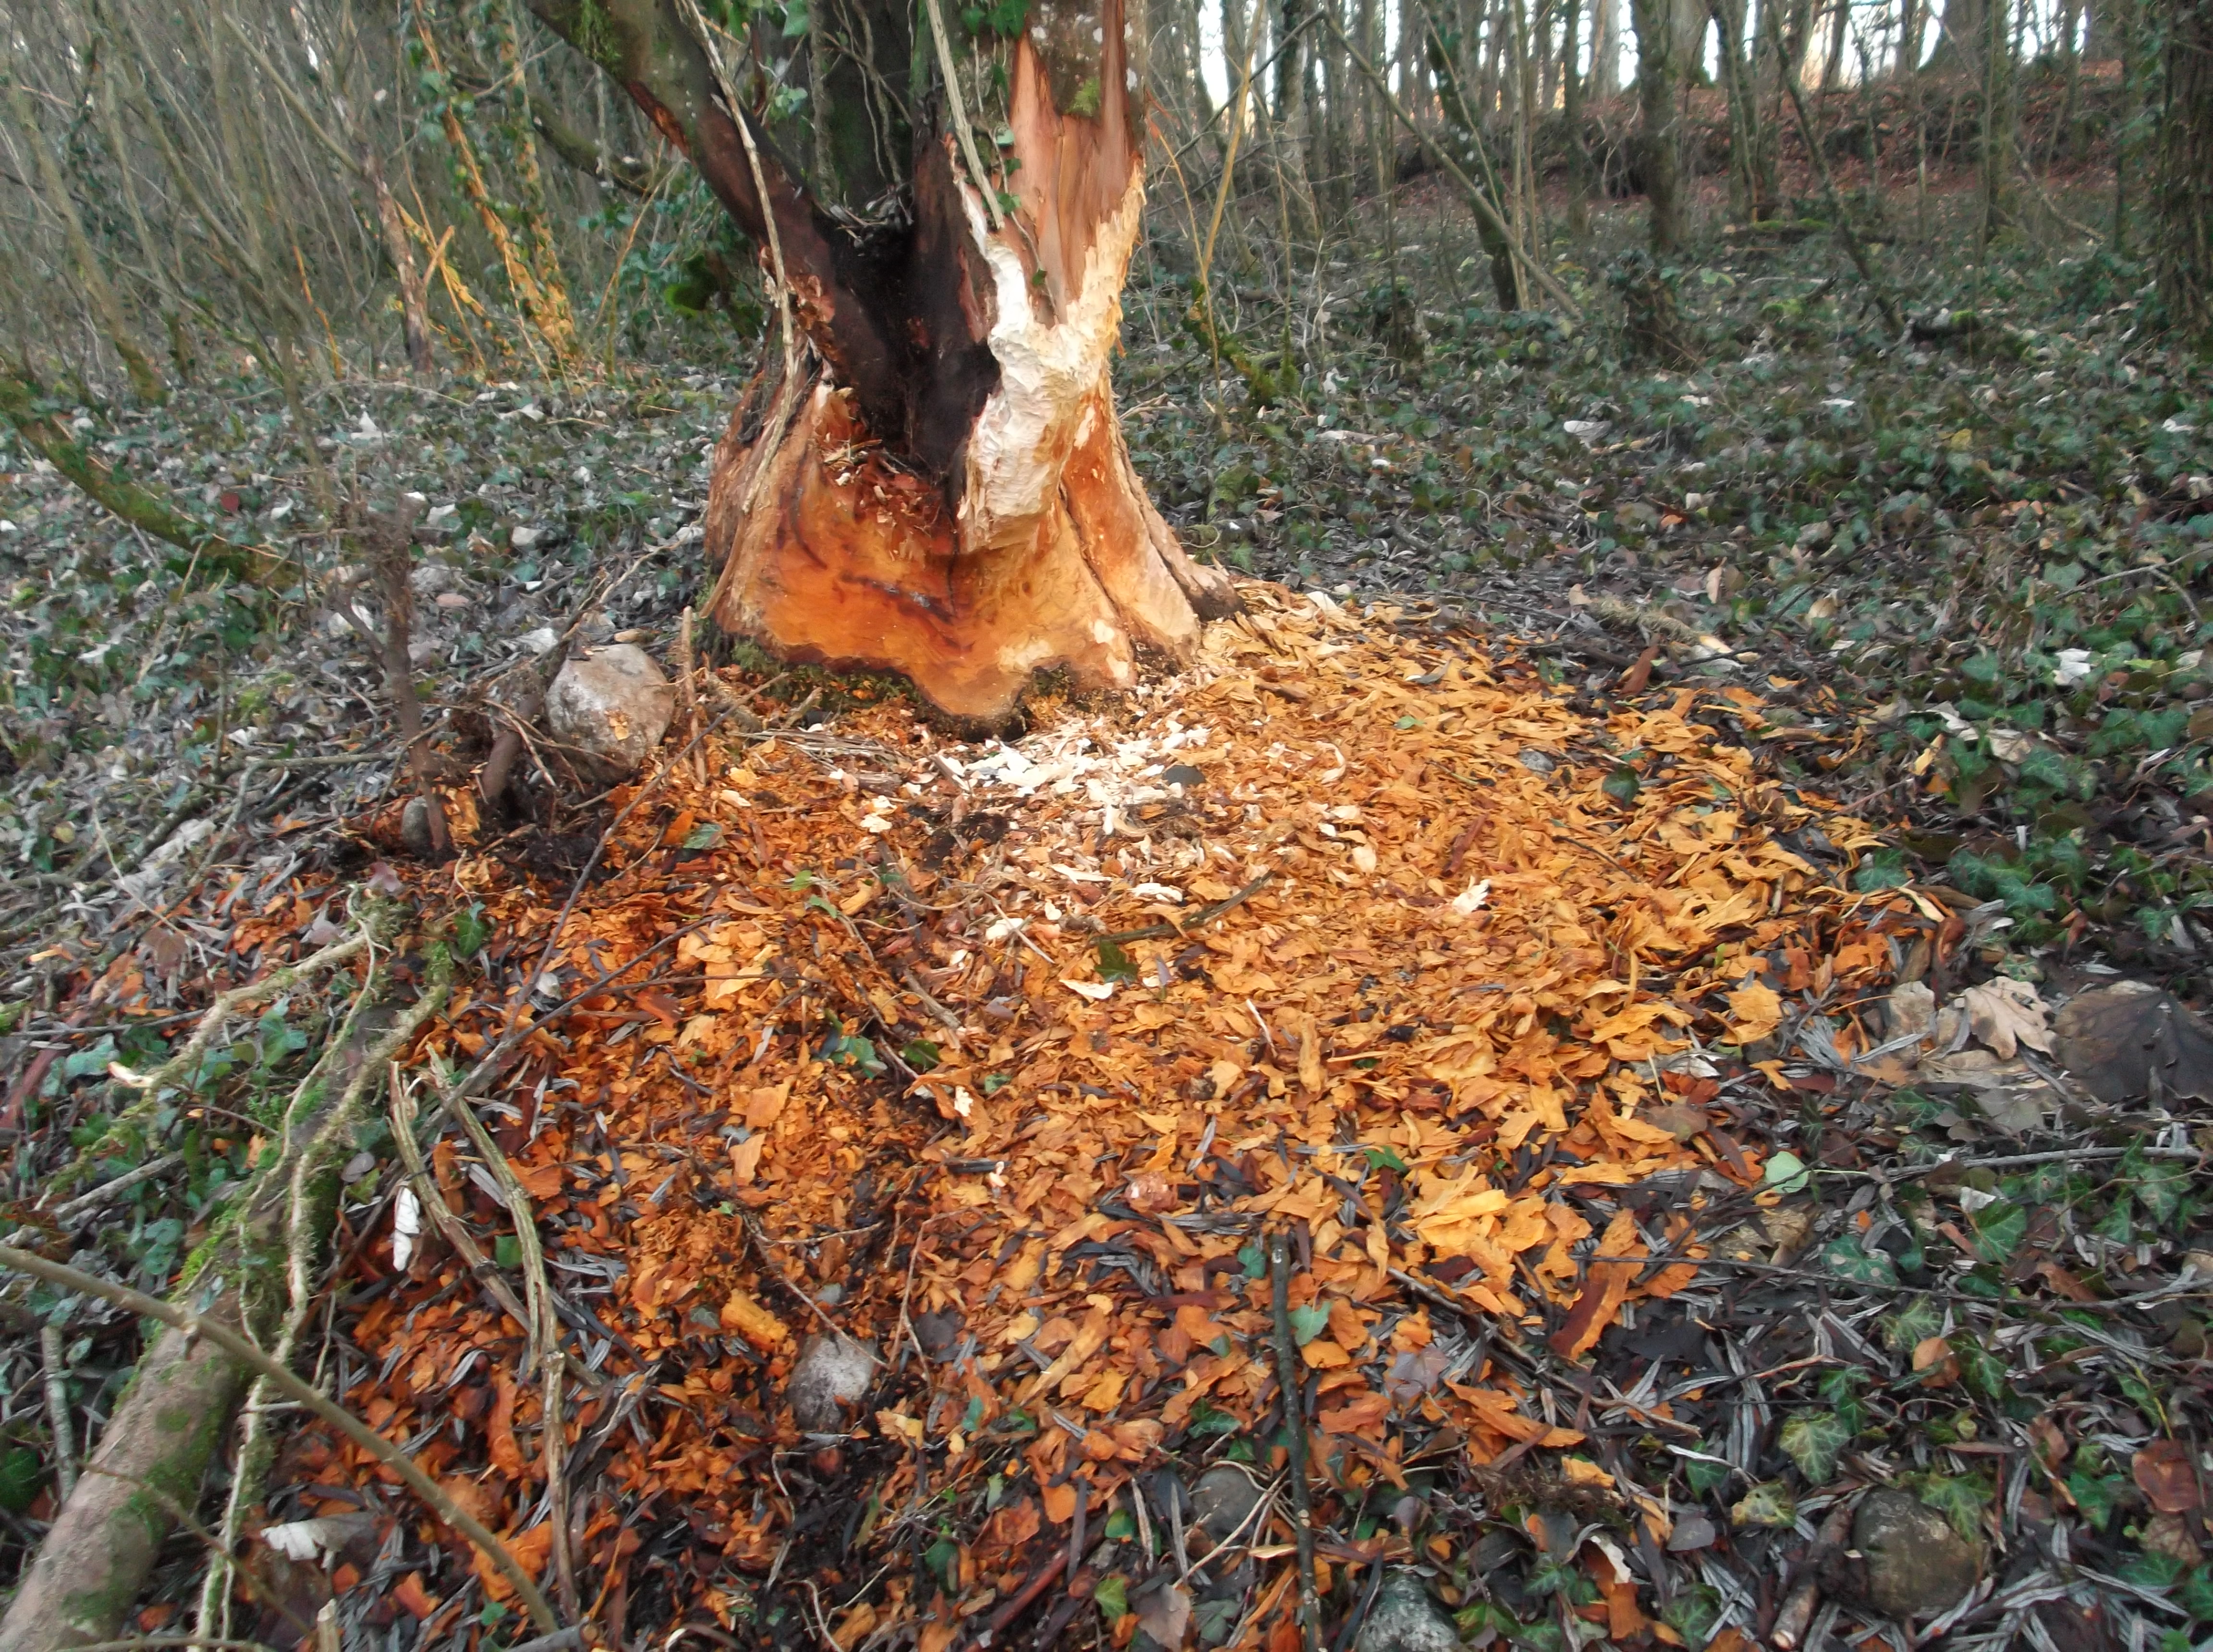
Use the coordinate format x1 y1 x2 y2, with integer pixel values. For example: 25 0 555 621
1097 871 1275 945
1772 1497 1856 1650
1268 1230 1322 1652
426 1066 576 1615
0 1246 562 1636
960 1551 1068 1652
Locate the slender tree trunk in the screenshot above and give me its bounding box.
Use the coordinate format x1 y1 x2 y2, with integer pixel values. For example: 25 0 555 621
2 71 165 402
1632 0 1684 250
1927 0 1985 72
2155 0 2213 336
1977 0 2011 243
1712 0 1760 218
1593 0 1621 92
1563 0 1593 234
1820 0 1849 87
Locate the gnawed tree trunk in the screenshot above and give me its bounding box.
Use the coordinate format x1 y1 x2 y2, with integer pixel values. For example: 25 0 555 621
526 0 1236 725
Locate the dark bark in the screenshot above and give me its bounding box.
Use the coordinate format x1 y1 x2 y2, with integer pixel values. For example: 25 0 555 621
521 0 992 476
2156 0 2213 337
1632 0 1684 252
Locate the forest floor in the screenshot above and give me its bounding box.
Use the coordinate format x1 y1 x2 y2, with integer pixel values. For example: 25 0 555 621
2 156 2213 1652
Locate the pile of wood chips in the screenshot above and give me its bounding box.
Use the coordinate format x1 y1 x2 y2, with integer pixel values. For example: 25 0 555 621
324 584 1915 1645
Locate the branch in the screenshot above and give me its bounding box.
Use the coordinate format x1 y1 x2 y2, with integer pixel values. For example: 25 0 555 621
0 368 291 584
0 1246 563 1637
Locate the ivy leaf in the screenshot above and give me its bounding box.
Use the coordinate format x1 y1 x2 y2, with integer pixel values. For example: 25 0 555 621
1093 1575 1130 1620
1362 1144 1409 1172
1289 1303 1330 1345
680 821 722 851
0 1448 43 1514
2068 1465 2124 1531
451 903 490 959
1602 764 1642 804
1780 1411 1852 1485
1821 1235 1899 1286
1731 1482 1798 1529
1910 1472 1992 1541
1968 1201 2028 1262
899 1039 941 1072
1096 939 1140 983
1237 1241 1267 1277
2127 1146 2189 1226
1685 1452 1732 1496
924 1536 960 1592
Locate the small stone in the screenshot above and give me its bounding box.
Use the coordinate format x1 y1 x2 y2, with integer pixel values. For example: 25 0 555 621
1667 1512 1717 1552
519 626 560 656
408 641 441 669
1842 1489 1982 1620
1189 1465 1264 1540
409 562 454 596
400 796 437 858
1355 1572 1457 1652
787 1334 876 1433
547 644 674 777
913 1308 964 1360
510 524 542 549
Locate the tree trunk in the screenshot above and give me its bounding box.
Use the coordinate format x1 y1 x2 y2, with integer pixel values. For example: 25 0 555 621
1592 0 1621 95
1632 0 1685 250
2155 0 2213 336
1563 0 1593 234
525 0 1237 725
1927 0 1984 72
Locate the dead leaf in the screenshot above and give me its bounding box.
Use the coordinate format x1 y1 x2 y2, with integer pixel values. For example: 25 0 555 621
1912 1336 1959 1387
1135 1582 1192 1648
1959 977 2052 1060
2054 981 2213 1104
1547 1211 1643 1360
487 1372 524 1478
2133 1439 2202 1513
1723 980 1784 1045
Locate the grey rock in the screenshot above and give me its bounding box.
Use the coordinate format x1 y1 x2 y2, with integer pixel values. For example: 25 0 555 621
1847 1490 1982 1620
1189 1465 1264 1540
787 1334 876 1433
400 796 437 858
1355 1572 1457 1652
408 562 454 597
547 644 673 777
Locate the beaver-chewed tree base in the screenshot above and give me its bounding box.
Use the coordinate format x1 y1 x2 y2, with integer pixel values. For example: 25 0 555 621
701 371 1237 727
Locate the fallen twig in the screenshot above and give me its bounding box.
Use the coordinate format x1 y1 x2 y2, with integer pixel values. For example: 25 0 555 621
427 1058 579 1615
1097 871 1275 945
1268 1230 1322 1652
58 927 374 1199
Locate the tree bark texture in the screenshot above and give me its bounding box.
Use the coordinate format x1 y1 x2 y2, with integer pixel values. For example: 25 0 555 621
527 0 1235 723
1633 0 1685 251
0 1306 245 1652
2156 0 2213 336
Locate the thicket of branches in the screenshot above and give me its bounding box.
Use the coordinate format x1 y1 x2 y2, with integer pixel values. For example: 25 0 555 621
0 0 2206 441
